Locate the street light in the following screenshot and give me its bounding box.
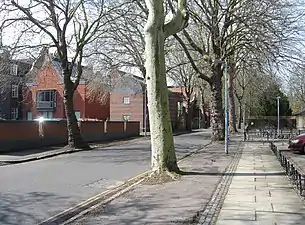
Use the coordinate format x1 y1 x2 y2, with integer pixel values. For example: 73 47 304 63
277 96 281 138
144 85 147 136
223 60 229 154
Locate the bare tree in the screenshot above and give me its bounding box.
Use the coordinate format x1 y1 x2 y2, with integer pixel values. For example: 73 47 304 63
287 63 305 113
172 0 302 141
1 0 122 149
107 3 146 76
144 0 188 176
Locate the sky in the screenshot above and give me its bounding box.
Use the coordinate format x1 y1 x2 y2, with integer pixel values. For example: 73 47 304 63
1 0 304 89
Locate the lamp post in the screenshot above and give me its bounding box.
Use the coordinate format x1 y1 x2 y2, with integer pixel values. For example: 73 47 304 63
277 96 280 138
224 60 229 154
144 85 147 136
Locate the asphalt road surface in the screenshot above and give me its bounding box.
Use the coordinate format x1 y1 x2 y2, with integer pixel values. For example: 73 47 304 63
0 130 211 225
276 141 305 173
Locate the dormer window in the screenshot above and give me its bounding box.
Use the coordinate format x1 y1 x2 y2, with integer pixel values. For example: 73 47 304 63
10 63 18 76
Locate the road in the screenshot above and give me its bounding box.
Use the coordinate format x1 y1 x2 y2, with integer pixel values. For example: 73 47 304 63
0 130 211 225
275 141 305 172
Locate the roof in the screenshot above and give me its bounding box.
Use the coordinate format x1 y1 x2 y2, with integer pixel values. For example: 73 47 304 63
26 48 90 85
111 71 145 94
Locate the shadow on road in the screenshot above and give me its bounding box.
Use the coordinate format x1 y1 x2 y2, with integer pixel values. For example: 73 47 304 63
0 192 70 225
0 146 64 157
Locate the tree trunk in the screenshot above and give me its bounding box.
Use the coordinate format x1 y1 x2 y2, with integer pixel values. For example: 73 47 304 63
238 101 242 129
144 0 179 173
185 99 193 132
63 74 90 150
228 60 238 133
209 64 225 141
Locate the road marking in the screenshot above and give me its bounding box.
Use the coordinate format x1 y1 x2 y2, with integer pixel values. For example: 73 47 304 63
39 141 212 225
38 171 150 225
61 177 145 225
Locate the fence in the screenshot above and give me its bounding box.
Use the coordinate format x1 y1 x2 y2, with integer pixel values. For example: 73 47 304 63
270 142 305 196
246 129 302 141
0 120 140 152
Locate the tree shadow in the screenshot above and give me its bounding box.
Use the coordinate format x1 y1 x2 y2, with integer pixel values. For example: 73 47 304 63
0 192 72 225
0 146 65 157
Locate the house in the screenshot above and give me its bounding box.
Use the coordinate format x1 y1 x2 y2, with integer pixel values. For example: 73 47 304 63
22 49 110 120
109 71 185 132
168 86 210 129
293 110 305 129
0 51 32 120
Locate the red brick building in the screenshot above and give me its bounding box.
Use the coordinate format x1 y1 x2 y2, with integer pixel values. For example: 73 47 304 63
169 86 210 129
109 72 185 132
22 49 110 120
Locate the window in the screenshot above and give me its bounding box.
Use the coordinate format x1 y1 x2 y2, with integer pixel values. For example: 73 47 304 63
122 115 130 121
177 102 183 117
11 85 18 98
42 111 53 119
26 111 33 120
11 108 18 120
123 97 130 104
10 64 18 76
36 90 56 108
37 90 56 102
75 111 81 120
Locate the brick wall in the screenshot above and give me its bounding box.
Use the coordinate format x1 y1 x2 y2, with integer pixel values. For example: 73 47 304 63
0 121 39 140
110 93 144 130
0 120 140 152
84 92 110 120
110 89 185 132
106 121 125 133
79 121 104 133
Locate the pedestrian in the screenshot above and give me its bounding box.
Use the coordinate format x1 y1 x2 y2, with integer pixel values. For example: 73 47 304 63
244 123 249 141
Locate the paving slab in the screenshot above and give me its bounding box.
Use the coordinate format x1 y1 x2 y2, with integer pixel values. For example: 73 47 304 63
215 142 305 225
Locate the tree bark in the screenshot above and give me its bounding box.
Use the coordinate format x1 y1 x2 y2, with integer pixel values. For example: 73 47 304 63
228 59 238 133
238 101 242 129
63 72 90 149
209 64 225 141
144 0 187 173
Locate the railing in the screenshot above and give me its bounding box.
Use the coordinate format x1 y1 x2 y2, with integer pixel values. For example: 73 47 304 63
36 101 56 109
246 129 299 141
270 142 305 197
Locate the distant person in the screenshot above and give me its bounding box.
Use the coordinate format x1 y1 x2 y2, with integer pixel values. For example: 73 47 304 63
244 123 249 141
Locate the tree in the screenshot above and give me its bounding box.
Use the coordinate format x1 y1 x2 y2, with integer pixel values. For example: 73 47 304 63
144 0 188 175
173 0 302 141
257 85 292 117
287 63 305 113
88 1 147 78
1 0 121 149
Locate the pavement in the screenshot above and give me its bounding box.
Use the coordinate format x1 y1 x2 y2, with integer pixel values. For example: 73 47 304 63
215 142 305 225
66 138 242 225
67 139 305 225
0 129 211 225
